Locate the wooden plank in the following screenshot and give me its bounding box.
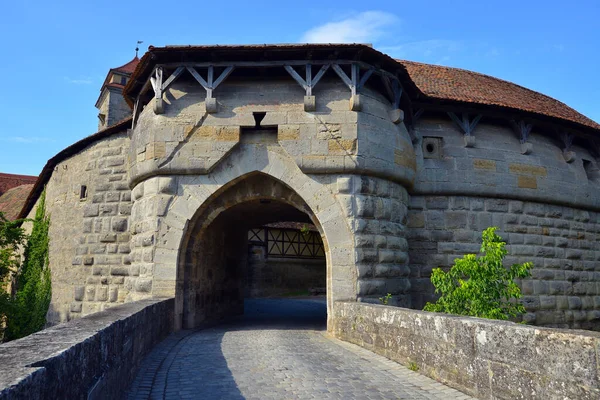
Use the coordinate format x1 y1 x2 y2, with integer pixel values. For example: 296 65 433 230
186 67 209 88
332 64 352 89
212 66 234 89
284 65 308 90
161 66 185 91
447 112 468 134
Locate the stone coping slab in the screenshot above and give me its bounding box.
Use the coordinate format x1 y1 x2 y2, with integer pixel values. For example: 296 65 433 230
0 298 174 400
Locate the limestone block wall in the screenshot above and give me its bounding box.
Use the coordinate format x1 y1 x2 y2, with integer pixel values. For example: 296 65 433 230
409 116 600 330
337 175 412 306
129 78 415 188
32 133 133 324
407 195 600 329
412 116 600 209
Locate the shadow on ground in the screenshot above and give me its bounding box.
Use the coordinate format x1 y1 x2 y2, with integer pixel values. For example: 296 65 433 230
126 298 326 399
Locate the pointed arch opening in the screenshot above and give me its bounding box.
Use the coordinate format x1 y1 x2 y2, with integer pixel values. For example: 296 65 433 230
176 172 329 329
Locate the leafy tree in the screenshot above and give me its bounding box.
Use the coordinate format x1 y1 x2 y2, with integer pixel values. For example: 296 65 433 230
424 227 532 320
4 190 52 340
0 212 27 334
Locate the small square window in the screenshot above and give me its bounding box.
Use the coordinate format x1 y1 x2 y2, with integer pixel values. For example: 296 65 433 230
422 137 443 159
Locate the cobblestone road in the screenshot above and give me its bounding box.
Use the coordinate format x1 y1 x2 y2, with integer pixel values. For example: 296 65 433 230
127 299 474 400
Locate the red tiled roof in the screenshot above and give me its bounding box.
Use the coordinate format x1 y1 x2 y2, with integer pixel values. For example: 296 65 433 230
97 56 140 105
0 173 38 196
0 184 34 220
114 56 139 74
398 60 600 131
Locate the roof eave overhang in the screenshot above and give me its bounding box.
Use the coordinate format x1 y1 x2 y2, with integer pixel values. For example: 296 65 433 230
123 43 423 106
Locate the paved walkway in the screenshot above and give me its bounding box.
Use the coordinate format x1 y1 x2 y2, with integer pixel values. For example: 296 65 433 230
127 299 474 400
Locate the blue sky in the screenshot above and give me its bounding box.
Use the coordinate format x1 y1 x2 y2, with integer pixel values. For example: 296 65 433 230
0 1 598 175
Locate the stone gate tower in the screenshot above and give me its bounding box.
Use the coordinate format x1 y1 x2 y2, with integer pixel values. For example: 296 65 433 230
19 44 600 331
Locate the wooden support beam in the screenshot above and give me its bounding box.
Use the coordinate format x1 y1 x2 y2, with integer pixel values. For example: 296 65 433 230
187 67 209 89
510 120 533 144
305 64 312 96
150 67 164 114
161 66 185 92
560 132 574 151
212 66 234 90
332 64 353 90
284 65 308 91
447 112 482 136
358 68 374 89
311 64 329 87
350 64 359 96
392 80 403 109
413 108 425 122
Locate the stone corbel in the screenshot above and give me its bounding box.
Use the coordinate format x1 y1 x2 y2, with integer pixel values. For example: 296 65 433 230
382 76 404 125
560 132 576 163
510 120 533 155
448 112 482 147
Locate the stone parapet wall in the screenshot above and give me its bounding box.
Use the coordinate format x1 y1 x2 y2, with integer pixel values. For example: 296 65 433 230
332 301 600 400
0 298 174 400
407 195 600 330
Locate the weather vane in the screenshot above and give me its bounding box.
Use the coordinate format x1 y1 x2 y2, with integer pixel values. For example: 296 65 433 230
135 40 143 57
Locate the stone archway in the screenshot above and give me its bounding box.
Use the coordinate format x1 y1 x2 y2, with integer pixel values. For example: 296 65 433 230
177 172 326 329
128 142 358 331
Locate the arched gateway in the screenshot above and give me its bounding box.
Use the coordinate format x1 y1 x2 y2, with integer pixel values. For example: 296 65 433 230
19 44 600 330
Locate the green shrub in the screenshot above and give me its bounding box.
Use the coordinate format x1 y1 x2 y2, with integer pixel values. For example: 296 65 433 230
424 227 532 320
4 190 51 340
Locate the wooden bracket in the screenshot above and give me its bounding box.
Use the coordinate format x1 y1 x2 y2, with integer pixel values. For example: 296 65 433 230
284 64 329 110
560 132 576 163
284 64 329 96
331 63 369 110
510 120 533 144
150 67 164 114
186 66 235 113
510 120 534 154
448 112 481 147
448 112 482 136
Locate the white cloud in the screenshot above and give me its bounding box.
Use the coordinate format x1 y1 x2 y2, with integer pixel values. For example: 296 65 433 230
300 11 398 44
380 40 462 59
64 77 93 85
